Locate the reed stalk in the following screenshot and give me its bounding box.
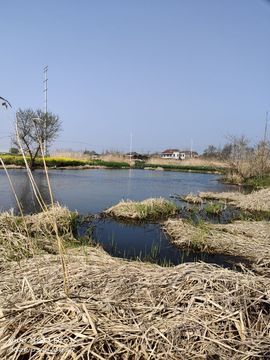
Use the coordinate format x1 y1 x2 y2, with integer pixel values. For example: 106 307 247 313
15 120 47 211
11 115 70 295
36 122 69 295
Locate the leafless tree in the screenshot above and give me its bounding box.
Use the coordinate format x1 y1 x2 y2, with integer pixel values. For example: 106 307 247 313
14 108 61 169
254 139 270 178
225 135 270 182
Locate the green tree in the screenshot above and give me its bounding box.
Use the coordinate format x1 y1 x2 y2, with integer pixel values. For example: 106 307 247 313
9 147 19 154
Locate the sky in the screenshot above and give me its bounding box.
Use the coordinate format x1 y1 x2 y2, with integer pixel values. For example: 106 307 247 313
0 0 270 154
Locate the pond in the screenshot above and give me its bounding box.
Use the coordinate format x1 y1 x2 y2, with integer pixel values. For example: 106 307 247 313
0 168 238 214
78 217 249 270
0 168 246 269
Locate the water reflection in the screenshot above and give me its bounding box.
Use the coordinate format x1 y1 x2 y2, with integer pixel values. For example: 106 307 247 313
78 218 250 269
0 169 240 214
1 170 51 214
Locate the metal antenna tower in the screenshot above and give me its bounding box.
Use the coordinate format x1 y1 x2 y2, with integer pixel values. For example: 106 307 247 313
264 111 268 142
129 132 133 164
43 65 48 155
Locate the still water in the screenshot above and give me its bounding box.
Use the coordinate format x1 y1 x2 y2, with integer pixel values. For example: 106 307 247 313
0 168 245 268
78 218 249 269
0 168 238 214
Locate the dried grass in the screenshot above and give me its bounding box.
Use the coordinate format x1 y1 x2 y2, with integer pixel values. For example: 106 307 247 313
105 198 178 221
182 188 270 213
181 193 204 204
147 157 228 168
164 219 270 273
200 188 270 212
0 249 269 359
0 204 76 266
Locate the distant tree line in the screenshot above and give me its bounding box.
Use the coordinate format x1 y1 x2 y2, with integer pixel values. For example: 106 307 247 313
202 138 251 160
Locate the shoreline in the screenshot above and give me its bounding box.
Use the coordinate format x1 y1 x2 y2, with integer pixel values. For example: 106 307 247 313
3 164 268 189
0 163 225 174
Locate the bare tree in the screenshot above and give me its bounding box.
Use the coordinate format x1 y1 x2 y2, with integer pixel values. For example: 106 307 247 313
254 140 270 179
14 108 61 169
225 135 270 182
202 145 219 159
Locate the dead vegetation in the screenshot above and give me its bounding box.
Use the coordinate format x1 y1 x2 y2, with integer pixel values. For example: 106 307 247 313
0 248 270 360
0 204 76 266
200 188 270 213
182 188 270 213
104 198 178 221
180 193 204 204
1 129 270 359
224 136 270 183
0 195 269 358
147 156 228 168
164 219 270 274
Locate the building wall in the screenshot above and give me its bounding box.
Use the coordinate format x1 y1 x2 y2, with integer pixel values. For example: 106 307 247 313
161 151 180 159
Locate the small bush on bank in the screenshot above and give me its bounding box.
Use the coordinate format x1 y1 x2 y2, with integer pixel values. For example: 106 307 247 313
204 202 224 215
243 175 270 189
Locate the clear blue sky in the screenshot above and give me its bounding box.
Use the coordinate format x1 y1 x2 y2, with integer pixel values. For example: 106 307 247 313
0 0 269 153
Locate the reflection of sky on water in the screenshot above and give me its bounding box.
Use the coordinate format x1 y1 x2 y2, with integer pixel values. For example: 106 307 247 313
78 218 250 269
0 169 239 214
0 168 247 268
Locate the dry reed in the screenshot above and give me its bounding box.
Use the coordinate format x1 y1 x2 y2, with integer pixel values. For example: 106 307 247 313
37 137 70 294
105 198 178 220
0 248 269 359
181 188 270 213
0 204 76 267
199 188 270 212
15 114 70 294
1 119 269 358
164 219 270 273
147 157 228 168
180 193 204 204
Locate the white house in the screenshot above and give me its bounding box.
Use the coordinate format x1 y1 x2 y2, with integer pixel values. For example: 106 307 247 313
161 149 198 160
161 149 180 159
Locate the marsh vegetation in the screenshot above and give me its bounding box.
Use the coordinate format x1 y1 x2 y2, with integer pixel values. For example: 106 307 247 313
1 249 270 359
0 140 270 359
104 197 178 221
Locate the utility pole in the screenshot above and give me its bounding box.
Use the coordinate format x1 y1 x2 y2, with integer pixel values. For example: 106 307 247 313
129 132 133 164
264 111 268 143
43 65 48 155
